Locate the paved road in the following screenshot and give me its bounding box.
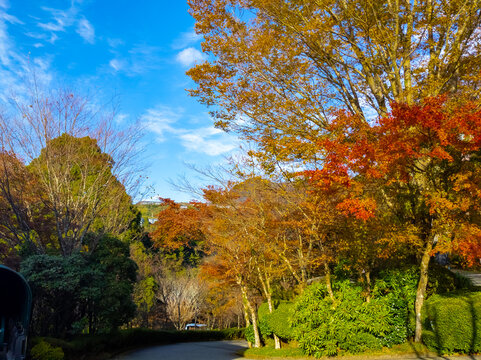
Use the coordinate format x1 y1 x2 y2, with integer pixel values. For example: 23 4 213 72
112 340 248 360
452 269 481 287
112 340 481 360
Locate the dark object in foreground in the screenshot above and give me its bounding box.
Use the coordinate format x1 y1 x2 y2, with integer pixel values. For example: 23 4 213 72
0 265 32 360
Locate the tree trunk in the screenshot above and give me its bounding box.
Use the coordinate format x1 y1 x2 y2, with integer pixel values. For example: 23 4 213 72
258 266 281 349
240 282 252 348
414 238 433 342
324 262 335 301
239 281 261 348
249 303 262 348
365 270 372 303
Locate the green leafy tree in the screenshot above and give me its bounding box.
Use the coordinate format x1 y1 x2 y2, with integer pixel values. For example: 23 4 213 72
29 134 135 256
21 236 137 336
88 235 137 332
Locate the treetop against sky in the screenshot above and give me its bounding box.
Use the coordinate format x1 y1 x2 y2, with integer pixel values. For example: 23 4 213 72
0 0 238 202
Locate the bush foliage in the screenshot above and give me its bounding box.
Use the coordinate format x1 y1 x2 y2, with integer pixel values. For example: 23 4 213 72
30 340 65 360
423 292 481 354
292 282 389 357
258 301 295 341
291 267 424 358
21 235 137 337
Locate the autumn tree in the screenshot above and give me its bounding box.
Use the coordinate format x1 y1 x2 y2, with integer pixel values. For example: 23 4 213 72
200 184 264 347
0 152 55 264
188 2 481 342
201 274 245 329
200 179 307 348
150 198 207 266
188 0 481 150
313 97 481 342
0 88 143 256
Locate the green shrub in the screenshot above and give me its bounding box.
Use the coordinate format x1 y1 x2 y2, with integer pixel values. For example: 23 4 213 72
292 281 410 357
374 264 472 347
426 263 473 297
375 267 418 343
245 325 255 344
258 301 295 341
423 292 481 354
30 340 64 360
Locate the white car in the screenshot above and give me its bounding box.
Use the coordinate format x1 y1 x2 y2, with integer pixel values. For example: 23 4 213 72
185 323 207 330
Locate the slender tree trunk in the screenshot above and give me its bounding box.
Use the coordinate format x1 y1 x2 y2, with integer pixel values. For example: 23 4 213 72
239 281 261 348
365 270 372 303
266 287 281 349
257 266 281 349
240 283 252 348
414 238 433 342
178 302 181 330
324 262 335 301
249 303 262 348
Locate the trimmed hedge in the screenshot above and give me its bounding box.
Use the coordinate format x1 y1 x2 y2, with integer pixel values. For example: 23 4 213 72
34 328 245 360
258 301 295 341
423 292 481 354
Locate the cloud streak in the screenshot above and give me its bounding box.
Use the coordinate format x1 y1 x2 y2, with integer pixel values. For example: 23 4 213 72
76 17 94 43
142 104 237 156
35 4 95 44
142 105 182 142
109 44 161 76
0 3 53 102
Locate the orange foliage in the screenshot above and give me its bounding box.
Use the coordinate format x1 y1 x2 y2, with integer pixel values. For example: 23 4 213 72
150 198 207 251
336 198 377 221
307 96 481 266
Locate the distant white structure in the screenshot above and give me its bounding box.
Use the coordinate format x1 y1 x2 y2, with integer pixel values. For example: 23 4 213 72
185 323 207 330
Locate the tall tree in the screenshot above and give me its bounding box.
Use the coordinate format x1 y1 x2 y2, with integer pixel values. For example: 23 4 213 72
0 152 54 263
25 134 134 255
150 198 207 266
0 89 142 256
188 0 481 128
313 97 481 341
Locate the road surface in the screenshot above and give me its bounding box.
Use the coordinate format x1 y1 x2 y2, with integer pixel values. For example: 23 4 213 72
112 340 481 360
112 340 248 360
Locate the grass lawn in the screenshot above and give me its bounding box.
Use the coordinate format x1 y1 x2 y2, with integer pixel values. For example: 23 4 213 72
241 341 435 359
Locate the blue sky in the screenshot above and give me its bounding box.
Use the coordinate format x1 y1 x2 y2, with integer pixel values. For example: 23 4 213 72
0 0 239 202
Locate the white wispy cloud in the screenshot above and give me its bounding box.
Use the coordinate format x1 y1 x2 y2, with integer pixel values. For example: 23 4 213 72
142 104 237 156
109 58 126 72
0 4 53 102
142 105 182 142
179 127 237 156
107 38 124 48
114 113 129 125
38 6 77 33
76 17 94 44
172 28 201 49
108 44 160 76
35 4 95 44
176 47 206 67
